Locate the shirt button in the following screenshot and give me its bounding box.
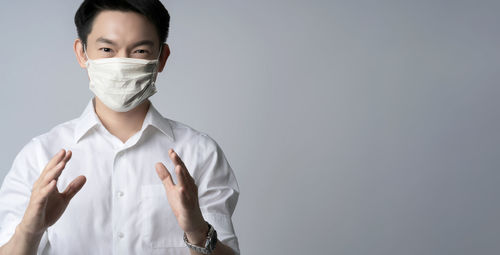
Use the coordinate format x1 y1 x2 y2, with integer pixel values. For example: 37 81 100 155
117 191 124 197
118 232 124 238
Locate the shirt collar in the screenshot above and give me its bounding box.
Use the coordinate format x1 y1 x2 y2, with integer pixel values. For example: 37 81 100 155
74 98 175 143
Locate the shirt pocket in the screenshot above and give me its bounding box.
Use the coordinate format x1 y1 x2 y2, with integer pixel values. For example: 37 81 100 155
140 184 185 249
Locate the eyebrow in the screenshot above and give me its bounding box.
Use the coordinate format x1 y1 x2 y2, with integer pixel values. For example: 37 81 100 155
95 37 155 48
96 37 117 46
131 40 155 48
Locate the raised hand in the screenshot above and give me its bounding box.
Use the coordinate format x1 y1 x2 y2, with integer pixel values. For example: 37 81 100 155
155 149 209 245
19 149 87 236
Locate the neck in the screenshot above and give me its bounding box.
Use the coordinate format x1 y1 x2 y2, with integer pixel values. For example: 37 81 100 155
94 97 150 143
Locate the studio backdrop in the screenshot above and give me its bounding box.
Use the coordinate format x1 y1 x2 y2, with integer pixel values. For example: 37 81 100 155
1 1 499 254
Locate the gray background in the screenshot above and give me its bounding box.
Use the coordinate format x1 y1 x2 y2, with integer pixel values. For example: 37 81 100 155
1 0 499 254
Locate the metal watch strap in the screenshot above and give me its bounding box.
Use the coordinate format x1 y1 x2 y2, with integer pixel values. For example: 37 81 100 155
183 221 218 254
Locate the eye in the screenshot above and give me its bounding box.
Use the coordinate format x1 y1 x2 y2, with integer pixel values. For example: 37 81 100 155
99 48 112 53
134 49 149 54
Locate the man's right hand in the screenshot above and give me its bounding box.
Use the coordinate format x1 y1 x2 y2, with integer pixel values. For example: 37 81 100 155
0 149 86 254
18 149 86 236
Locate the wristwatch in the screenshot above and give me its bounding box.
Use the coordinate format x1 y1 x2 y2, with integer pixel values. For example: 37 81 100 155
183 221 218 254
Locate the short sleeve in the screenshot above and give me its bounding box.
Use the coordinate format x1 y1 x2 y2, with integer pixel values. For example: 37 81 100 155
0 138 49 253
194 134 240 254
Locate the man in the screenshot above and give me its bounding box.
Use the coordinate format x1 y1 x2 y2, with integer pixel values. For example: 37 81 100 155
0 0 239 254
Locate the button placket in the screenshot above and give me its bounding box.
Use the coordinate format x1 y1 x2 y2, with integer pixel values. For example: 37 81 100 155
112 149 127 247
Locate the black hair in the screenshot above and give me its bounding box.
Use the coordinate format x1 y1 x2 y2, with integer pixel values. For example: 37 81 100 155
74 0 170 47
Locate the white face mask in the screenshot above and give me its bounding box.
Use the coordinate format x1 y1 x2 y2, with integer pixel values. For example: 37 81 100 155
84 46 162 112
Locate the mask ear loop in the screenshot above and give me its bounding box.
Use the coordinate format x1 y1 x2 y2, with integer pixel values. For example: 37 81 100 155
156 44 163 61
150 44 164 85
83 43 91 64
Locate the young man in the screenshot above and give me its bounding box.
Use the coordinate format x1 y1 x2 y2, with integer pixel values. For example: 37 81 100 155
0 1 239 254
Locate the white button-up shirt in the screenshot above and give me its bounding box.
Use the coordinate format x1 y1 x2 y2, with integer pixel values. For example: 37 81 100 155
0 99 240 254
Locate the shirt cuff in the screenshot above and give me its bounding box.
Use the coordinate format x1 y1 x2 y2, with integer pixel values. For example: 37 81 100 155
203 212 240 255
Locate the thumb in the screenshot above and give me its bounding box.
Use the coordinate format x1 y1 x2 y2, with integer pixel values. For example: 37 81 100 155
62 175 87 202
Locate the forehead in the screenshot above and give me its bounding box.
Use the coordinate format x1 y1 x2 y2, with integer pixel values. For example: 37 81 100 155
88 10 159 47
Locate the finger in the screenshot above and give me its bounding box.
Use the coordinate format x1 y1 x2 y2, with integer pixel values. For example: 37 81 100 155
61 150 72 164
39 179 57 199
175 164 188 187
155 162 174 188
180 164 195 188
40 160 64 187
37 149 71 187
55 150 72 182
169 149 195 185
40 149 66 175
62 175 86 202
169 149 186 169
41 149 73 187
170 150 196 184
42 156 71 186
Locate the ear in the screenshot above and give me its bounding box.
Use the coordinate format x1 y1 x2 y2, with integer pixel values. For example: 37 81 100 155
158 43 170 73
74 39 88 68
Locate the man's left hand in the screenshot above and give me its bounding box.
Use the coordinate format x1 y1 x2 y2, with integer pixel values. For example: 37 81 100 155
155 149 209 245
